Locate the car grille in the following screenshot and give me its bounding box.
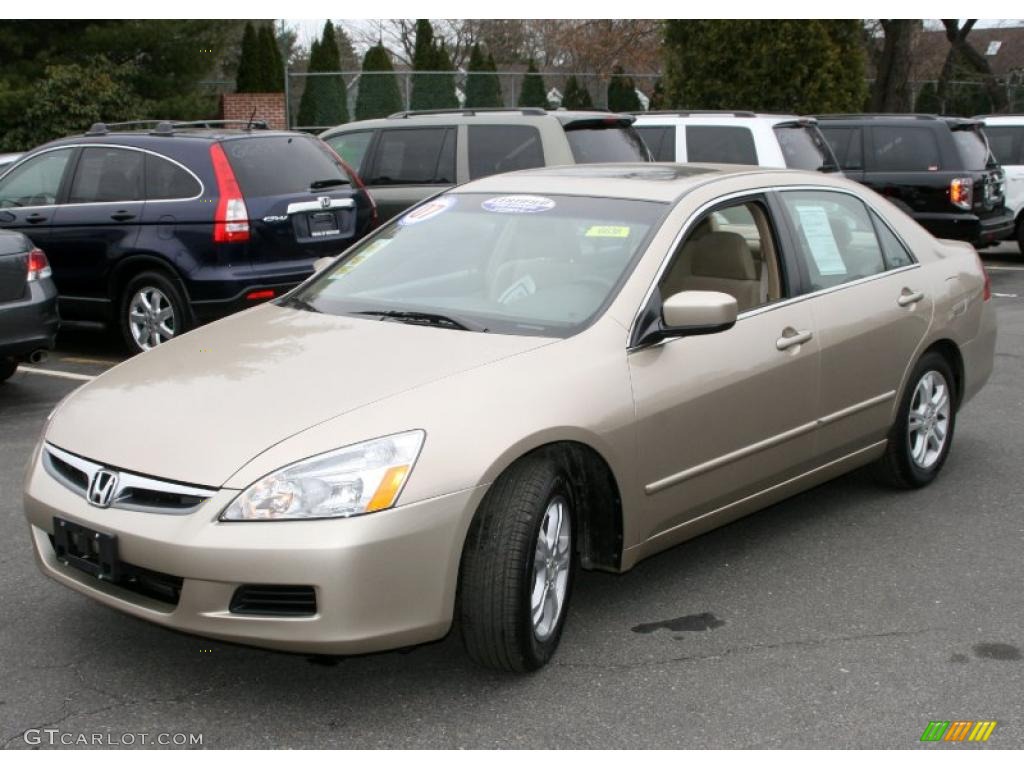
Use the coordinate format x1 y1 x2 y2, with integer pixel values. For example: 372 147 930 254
229 585 318 617
43 443 216 514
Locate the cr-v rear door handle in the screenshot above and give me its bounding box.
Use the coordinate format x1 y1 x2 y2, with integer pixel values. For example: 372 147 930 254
110 210 136 222
776 328 813 351
897 288 925 307
25 213 47 224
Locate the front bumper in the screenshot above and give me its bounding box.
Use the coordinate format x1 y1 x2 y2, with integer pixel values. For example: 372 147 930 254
24 449 486 655
0 278 59 359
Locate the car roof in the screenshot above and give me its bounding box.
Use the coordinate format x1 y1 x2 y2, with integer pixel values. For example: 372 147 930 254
976 114 1024 125
815 114 982 129
453 162 827 203
635 112 803 125
32 128 313 155
320 108 633 134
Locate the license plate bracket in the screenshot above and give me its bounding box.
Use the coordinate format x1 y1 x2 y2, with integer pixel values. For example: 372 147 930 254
52 517 120 582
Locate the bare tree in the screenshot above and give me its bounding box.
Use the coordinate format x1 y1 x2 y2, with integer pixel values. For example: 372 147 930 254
937 19 1008 112
870 20 920 112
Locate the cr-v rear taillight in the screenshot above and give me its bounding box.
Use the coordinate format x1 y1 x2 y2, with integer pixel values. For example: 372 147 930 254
209 143 250 243
26 247 51 281
950 177 973 211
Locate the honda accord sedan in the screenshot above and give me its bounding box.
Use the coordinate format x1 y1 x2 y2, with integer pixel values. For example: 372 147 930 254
24 164 996 671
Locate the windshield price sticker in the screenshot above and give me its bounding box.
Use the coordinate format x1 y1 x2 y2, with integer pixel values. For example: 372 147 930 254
585 225 630 238
400 195 456 226
481 195 556 214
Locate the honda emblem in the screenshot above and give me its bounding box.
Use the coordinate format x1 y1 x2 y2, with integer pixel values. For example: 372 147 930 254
318 196 331 210
87 470 119 508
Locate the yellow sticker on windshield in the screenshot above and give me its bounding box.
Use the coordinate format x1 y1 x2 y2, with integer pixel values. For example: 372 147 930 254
585 225 630 238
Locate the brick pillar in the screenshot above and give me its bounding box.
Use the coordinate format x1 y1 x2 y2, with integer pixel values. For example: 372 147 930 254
220 93 287 130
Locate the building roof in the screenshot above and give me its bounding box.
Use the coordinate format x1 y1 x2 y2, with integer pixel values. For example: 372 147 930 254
911 25 1024 81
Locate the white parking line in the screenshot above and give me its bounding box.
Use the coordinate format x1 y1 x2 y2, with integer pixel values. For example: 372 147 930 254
18 366 95 382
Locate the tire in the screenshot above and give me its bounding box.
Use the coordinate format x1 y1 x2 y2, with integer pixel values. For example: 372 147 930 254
873 351 957 489
458 456 576 672
118 270 190 354
0 357 17 383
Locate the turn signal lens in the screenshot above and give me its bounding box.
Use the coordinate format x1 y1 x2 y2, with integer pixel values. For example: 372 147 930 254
367 465 410 513
950 178 973 211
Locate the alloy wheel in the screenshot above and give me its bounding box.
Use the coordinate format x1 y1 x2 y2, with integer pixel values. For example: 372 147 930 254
531 495 572 641
908 370 951 470
128 286 176 350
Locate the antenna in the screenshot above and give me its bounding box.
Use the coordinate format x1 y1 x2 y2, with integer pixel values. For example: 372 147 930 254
247 107 257 131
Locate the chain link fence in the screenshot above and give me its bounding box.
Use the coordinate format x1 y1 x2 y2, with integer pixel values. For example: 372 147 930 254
286 70 662 132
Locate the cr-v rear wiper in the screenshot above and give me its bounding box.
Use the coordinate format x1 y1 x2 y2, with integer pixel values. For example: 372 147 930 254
309 178 351 190
354 310 486 332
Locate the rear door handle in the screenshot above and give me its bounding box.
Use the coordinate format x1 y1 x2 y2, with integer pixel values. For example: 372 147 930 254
776 328 813 351
898 289 925 307
110 211 136 222
25 214 47 224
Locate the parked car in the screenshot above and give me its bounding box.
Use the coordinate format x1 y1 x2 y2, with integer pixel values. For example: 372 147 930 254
320 107 650 221
817 114 1014 247
633 111 840 172
26 164 995 671
0 152 22 175
0 121 377 353
0 231 58 381
978 114 1024 251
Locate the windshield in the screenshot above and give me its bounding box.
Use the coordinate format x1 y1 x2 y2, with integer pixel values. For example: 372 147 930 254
286 193 667 337
773 124 836 171
951 128 993 171
565 126 651 163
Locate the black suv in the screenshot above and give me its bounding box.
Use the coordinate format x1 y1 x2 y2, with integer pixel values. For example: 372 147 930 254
0 121 376 352
817 114 1014 246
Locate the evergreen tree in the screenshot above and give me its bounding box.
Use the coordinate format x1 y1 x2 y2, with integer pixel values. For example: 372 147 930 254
355 43 402 120
562 75 593 110
316 21 348 124
464 42 488 108
259 23 285 91
410 19 436 110
518 59 547 109
607 65 641 112
296 38 321 127
482 52 504 107
915 82 940 113
235 22 261 93
433 42 458 109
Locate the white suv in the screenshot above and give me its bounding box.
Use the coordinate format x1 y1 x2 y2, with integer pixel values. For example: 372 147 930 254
634 111 840 173
980 115 1024 251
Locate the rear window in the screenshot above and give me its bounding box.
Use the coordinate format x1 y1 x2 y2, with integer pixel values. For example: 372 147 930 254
685 125 757 165
985 126 1024 166
951 127 993 171
774 125 834 171
820 126 863 170
564 126 649 163
223 135 348 197
635 126 676 162
468 125 545 179
870 126 941 172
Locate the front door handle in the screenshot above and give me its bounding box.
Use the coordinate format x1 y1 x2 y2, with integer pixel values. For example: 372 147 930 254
110 211 136 222
898 288 925 307
776 328 813 351
25 213 47 224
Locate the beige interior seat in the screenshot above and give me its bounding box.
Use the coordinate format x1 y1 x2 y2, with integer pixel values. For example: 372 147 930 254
661 230 761 312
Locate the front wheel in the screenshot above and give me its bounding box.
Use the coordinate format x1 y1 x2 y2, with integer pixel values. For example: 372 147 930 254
874 351 956 488
458 456 575 672
118 271 190 354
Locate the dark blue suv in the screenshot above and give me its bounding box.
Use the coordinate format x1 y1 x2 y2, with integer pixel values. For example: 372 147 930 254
0 121 377 352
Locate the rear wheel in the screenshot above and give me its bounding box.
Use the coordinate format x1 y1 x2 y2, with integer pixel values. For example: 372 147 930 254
118 271 190 354
874 351 956 488
0 357 17 383
458 456 575 672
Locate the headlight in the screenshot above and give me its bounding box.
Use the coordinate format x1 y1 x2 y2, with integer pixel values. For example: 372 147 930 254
221 431 424 521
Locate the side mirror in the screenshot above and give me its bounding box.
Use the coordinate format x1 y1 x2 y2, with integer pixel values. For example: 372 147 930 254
662 290 738 334
313 256 334 274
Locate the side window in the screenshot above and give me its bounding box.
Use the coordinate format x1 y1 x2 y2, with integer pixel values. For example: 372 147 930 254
144 154 200 200
365 127 456 186
0 149 74 208
820 127 863 170
984 126 1024 166
869 126 941 172
635 126 676 162
467 125 544 179
68 147 144 203
685 125 757 165
324 131 374 174
659 199 782 313
779 191 888 293
870 211 915 269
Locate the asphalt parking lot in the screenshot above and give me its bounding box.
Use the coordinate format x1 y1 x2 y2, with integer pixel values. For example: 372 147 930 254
1 243 1022 749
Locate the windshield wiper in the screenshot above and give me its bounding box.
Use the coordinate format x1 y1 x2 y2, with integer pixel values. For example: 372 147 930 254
309 178 351 190
354 310 485 332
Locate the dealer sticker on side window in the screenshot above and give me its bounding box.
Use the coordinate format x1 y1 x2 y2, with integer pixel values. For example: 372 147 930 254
481 195 556 214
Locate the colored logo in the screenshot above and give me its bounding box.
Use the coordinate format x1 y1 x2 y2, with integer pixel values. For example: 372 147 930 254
920 720 997 742
400 195 455 226
481 195 556 214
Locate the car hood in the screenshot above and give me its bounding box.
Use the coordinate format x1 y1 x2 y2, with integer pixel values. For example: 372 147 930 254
45 304 556 487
